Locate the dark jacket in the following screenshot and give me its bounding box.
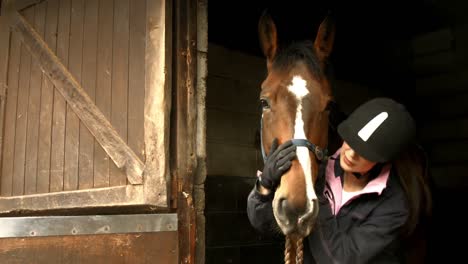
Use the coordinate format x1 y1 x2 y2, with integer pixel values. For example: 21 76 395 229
247 154 409 264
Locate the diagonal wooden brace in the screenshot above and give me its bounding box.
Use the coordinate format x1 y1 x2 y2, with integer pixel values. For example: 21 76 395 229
11 11 144 184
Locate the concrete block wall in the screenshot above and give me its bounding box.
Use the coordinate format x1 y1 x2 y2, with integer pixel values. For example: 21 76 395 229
206 44 266 178
411 26 468 190
411 24 468 261
205 43 284 264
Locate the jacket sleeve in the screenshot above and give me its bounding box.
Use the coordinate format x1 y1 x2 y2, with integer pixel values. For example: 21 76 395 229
246 179 278 234
308 190 409 264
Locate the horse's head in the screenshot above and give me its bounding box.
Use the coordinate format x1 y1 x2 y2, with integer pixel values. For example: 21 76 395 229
258 12 335 237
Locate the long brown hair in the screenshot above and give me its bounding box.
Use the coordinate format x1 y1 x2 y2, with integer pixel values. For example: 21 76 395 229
394 143 433 235
394 143 433 263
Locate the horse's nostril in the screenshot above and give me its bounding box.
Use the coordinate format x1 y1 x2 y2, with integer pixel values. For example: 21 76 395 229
278 198 288 216
311 198 320 219
278 198 297 218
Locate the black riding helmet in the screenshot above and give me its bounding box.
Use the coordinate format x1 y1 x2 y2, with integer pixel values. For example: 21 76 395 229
337 97 416 163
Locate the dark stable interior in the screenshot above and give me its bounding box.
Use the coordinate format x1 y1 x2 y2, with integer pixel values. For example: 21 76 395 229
207 0 467 263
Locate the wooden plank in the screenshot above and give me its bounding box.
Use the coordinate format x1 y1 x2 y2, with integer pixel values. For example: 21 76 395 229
197 0 208 53
0 185 143 213
12 11 144 185
50 0 71 192
36 0 58 194
0 9 9 187
0 18 18 197
195 53 207 184
143 0 170 206
78 0 98 190
0 231 178 264
14 0 44 11
110 0 129 186
63 0 84 191
24 2 45 195
12 7 34 196
128 0 146 162
0 0 6 16
94 0 113 188
195 0 208 261
173 0 197 262
0 15 11 195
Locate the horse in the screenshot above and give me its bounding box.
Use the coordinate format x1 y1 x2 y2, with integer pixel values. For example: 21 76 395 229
257 11 335 264
257 11 433 264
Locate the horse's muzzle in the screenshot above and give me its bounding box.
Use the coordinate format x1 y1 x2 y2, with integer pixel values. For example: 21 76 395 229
273 197 320 237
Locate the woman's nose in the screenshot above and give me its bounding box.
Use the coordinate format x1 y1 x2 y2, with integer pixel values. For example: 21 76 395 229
348 149 356 159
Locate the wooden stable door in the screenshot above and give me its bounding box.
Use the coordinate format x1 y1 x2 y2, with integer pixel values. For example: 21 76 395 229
0 0 171 212
0 0 205 263
0 0 180 263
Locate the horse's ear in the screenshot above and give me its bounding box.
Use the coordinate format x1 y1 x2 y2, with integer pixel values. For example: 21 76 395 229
314 15 335 62
258 10 278 63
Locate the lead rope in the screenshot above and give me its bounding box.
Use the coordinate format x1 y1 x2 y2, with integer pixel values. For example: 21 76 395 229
284 236 304 264
296 237 304 264
284 236 293 264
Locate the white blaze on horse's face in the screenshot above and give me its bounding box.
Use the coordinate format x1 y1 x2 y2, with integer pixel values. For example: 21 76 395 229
288 76 318 204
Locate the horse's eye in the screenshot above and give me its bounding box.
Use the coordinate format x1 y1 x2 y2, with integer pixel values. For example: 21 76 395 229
260 98 270 110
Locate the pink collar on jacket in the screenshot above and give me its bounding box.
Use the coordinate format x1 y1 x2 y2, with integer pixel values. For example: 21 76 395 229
326 148 391 215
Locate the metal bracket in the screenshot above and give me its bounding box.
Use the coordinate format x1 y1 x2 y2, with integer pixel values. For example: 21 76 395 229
0 213 177 238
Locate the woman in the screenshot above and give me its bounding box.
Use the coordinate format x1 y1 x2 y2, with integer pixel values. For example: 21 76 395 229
247 97 419 263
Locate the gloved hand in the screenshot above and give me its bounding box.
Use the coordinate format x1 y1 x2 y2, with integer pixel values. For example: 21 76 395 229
259 138 297 190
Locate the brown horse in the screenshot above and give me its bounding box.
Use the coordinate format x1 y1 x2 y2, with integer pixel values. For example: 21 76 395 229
257 11 433 264
257 11 335 263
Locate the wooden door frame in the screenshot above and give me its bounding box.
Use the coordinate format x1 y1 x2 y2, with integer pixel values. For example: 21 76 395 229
171 0 209 263
172 0 198 263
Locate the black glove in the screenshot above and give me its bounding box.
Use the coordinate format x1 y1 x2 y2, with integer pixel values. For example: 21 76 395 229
259 138 297 190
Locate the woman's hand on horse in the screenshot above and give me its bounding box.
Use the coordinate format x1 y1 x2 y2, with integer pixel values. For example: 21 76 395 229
259 138 297 190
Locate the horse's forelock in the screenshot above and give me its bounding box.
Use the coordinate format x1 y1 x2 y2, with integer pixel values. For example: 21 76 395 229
272 41 323 77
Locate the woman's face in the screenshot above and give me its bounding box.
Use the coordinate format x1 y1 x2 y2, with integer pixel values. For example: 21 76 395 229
340 141 377 174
